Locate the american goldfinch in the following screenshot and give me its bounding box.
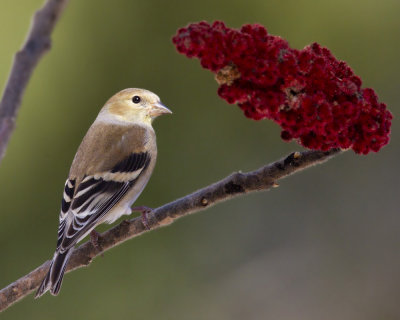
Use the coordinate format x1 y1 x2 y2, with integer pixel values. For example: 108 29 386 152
35 88 171 298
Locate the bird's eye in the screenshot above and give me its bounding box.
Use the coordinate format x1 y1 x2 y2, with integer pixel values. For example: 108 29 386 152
132 96 141 104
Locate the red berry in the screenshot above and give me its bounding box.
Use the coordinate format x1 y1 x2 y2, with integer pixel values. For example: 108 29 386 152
172 21 392 154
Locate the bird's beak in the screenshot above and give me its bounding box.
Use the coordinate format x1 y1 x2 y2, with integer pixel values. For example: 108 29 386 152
149 102 172 117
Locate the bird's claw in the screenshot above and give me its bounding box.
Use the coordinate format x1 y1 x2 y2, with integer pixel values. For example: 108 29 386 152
90 230 100 249
90 230 104 257
132 206 153 230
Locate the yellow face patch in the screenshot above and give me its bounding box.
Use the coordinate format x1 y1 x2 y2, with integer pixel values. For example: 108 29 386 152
107 101 152 124
101 88 163 125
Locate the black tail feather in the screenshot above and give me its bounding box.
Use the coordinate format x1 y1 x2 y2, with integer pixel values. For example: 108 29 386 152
35 249 73 298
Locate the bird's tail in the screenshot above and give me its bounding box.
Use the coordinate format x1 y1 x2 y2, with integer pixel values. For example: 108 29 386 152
35 248 73 298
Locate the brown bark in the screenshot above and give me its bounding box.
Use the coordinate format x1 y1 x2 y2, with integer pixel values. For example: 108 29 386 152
0 148 341 312
0 0 344 312
0 0 69 161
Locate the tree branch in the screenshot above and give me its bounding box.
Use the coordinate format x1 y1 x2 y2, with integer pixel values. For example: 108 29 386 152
0 0 69 162
0 148 342 312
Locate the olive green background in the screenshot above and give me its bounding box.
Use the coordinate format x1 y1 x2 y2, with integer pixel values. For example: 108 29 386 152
0 0 399 319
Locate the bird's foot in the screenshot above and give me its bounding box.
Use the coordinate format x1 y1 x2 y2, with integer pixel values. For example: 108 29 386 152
121 219 130 227
131 206 153 230
90 230 103 256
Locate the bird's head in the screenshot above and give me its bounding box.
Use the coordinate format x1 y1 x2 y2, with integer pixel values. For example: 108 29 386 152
100 88 172 125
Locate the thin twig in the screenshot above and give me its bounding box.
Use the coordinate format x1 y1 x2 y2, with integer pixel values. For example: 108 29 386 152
0 0 69 162
0 148 342 312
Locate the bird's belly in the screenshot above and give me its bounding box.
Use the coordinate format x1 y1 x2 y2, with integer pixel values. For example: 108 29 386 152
100 175 149 224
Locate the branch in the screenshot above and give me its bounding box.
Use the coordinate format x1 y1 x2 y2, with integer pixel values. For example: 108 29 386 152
0 0 69 162
0 148 342 312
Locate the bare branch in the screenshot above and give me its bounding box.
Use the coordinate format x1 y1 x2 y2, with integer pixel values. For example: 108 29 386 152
0 0 69 162
0 148 342 312
0 0 343 312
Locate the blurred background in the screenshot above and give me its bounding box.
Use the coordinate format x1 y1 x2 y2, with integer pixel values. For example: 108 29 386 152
0 0 399 319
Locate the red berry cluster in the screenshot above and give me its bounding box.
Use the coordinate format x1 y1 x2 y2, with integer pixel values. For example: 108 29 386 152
172 21 392 154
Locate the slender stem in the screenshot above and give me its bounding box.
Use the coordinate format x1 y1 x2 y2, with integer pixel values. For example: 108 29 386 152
0 0 69 162
0 148 342 312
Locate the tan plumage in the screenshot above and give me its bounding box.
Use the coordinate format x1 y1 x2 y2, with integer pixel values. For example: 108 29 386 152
35 88 171 298
69 123 154 184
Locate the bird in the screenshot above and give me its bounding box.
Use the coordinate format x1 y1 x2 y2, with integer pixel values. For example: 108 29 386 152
35 88 171 298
